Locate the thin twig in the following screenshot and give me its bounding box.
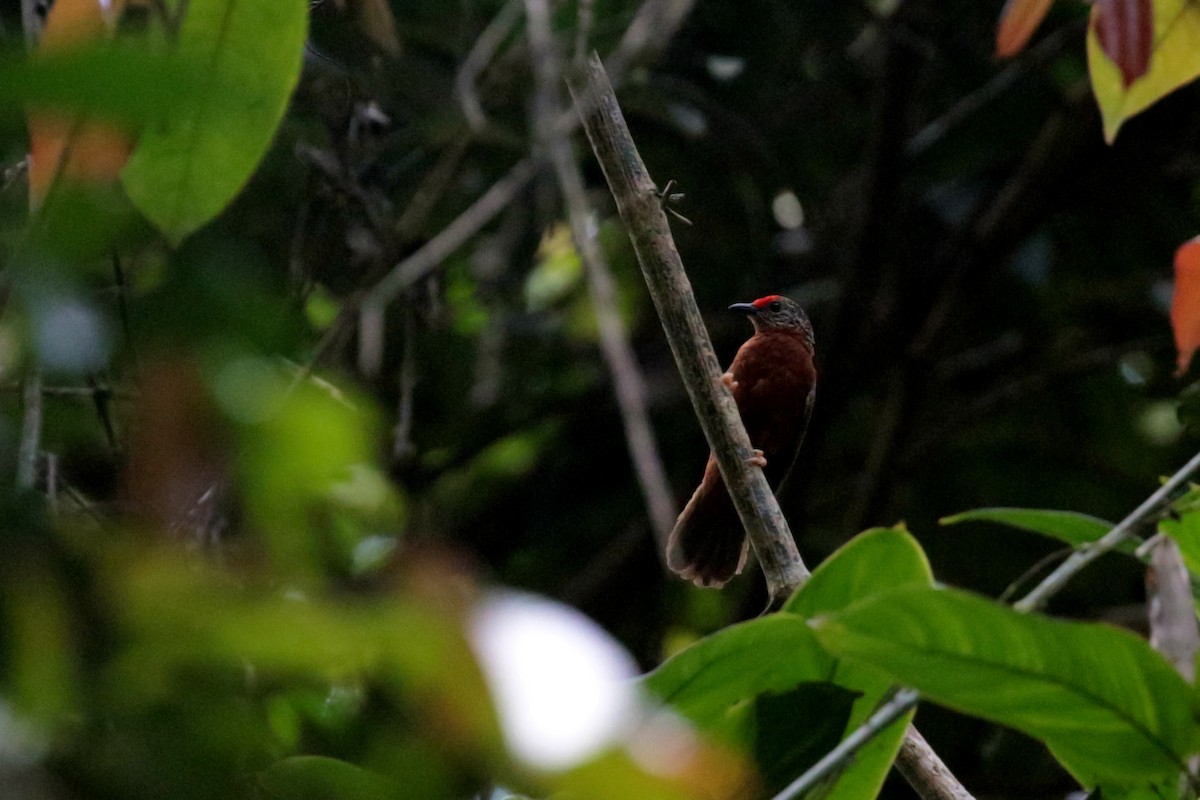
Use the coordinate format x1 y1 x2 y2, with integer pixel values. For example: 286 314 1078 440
574 0 595 66
358 0 698 376
21 0 44 49
567 51 808 604
394 140 471 243
2 157 30 193
359 157 539 373
17 369 43 490
45 451 59 512
525 0 676 556
905 18 1087 158
456 0 523 132
392 302 417 463
1014 449 1200 612
604 0 694 84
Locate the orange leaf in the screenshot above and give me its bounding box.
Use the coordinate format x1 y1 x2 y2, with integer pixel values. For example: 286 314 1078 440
26 0 132 210
1171 236 1200 376
1094 0 1154 86
996 0 1056 58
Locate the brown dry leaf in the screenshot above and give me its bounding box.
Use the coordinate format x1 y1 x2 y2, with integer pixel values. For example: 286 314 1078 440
1171 236 1200 375
995 0 1056 57
1145 536 1199 680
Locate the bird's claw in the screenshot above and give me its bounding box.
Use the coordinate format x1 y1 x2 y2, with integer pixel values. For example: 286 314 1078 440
721 372 738 391
747 449 767 468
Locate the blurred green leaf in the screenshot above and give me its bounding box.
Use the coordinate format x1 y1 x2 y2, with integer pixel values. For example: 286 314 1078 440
811 585 1200 786
122 0 308 243
783 527 932 800
257 756 398 800
1 562 76 722
553 749 702 800
940 507 1124 549
0 45 202 124
105 549 504 758
526 223 582 311
226 365 388 579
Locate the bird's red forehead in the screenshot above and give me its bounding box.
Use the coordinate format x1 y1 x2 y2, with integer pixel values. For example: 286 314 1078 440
752 295 783 309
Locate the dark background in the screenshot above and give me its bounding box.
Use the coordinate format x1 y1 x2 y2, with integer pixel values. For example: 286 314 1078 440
4 0 1200 797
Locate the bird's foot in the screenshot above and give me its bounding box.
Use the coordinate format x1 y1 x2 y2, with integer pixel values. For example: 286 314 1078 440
747 449 767 468
721 372 738 391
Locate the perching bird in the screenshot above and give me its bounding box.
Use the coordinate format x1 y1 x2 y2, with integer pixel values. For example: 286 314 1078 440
667 295 817 588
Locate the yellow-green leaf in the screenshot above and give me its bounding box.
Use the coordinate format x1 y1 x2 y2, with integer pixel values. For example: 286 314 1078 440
122 0 308 243
1088 0 1200 142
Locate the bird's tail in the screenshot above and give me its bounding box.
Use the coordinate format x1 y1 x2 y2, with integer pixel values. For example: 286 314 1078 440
666 460 748 588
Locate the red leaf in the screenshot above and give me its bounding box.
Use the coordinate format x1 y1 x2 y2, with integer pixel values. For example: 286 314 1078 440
996 0 1056 58
1093 0 1153 87
1172 237 1200 376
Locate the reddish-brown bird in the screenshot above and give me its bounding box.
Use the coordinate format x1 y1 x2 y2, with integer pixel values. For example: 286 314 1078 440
667 295 817 587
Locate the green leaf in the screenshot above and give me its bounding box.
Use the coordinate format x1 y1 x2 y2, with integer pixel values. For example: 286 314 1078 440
0 45 203 124
1158 509 1200 579
642 615 834 735
106 550 503 758
1087 0 1200 142
121 0 308 244
257 756 397 800
753 683 857 796
783 527 933 800
811 585 1200 786
940 507 1116 548
784 526 933 617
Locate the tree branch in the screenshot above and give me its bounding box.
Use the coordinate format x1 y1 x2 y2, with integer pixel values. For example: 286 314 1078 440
565 47 977 800
566 51 806 603
525 0 676 556
455 0 523 133
17 369 43 490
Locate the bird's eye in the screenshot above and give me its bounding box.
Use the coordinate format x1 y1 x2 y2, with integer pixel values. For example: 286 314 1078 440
769 301 782 312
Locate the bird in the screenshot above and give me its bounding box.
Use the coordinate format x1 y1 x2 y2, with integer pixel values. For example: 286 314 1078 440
667 294 817 588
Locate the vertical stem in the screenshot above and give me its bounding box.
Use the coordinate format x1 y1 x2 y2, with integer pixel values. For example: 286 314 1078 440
526 0 677 555
18 369 43 490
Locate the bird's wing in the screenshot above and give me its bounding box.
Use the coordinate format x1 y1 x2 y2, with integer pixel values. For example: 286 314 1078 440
775 383 815 490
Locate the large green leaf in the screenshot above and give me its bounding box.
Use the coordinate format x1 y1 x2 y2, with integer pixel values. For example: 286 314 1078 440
642 615 834 735
785 526 933 618
121 0 308 243
783 527 933 800
811 585 1200 786
753 683 857 796
940 507 1116 548
1088 0 1200 142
